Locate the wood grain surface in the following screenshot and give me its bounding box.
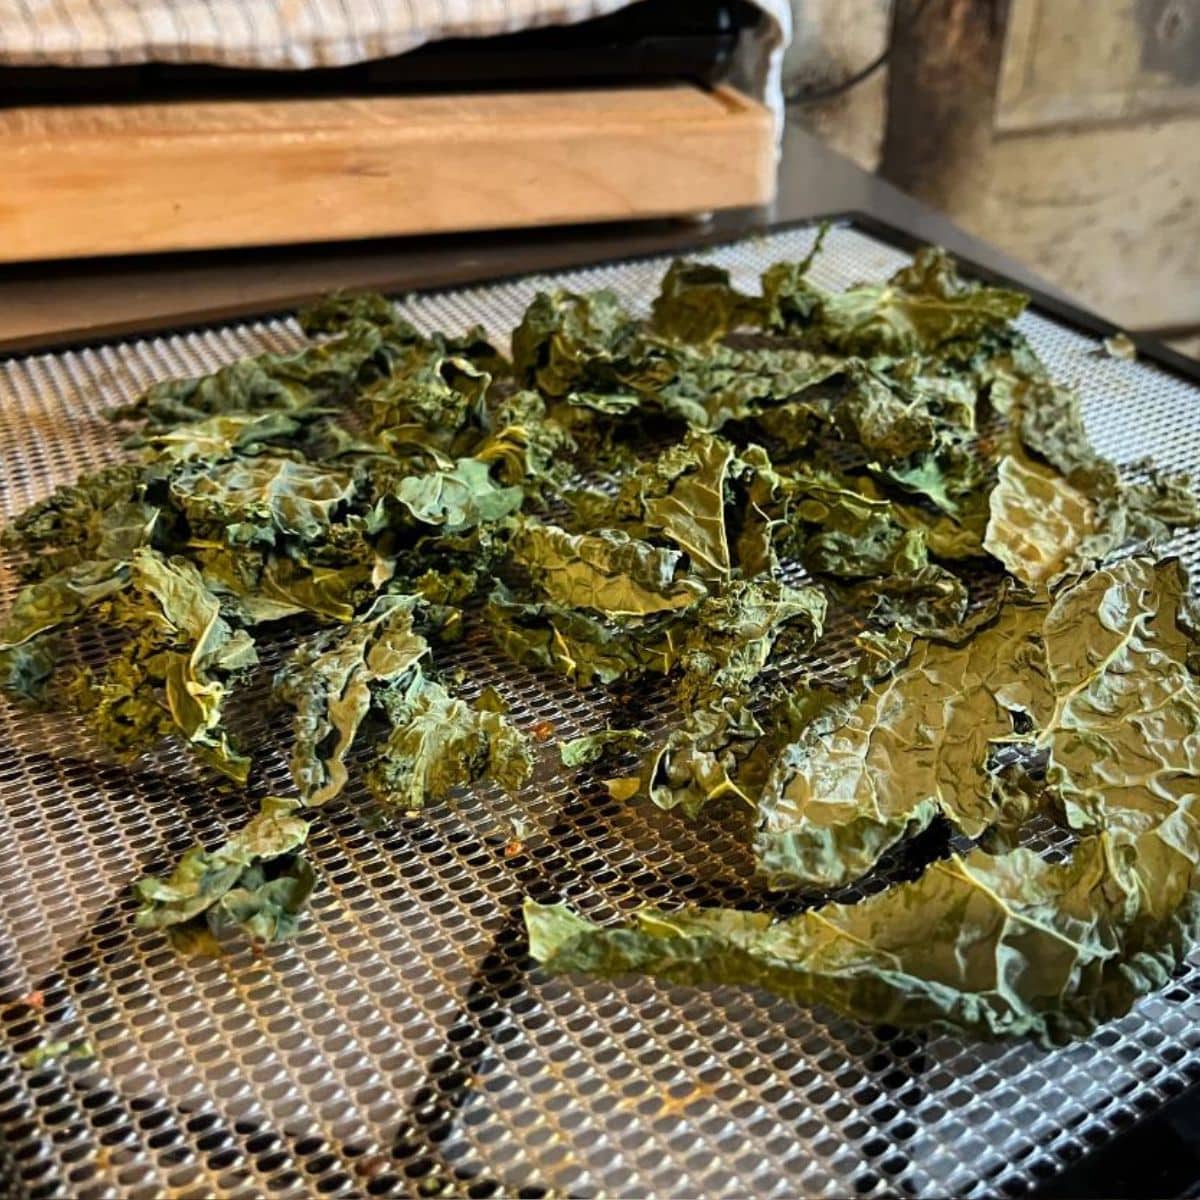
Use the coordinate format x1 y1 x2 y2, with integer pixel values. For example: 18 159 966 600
0 84 774 262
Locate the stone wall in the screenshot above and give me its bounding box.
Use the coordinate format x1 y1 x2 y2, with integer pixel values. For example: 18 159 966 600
784 0 1200 350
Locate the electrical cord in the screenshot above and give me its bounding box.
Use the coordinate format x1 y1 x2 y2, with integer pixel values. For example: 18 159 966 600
783 0 937 104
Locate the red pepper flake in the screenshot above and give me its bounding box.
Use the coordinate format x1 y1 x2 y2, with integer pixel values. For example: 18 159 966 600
354 1154 390 1180
531 719 556 742
20 991 44 1010
503 840 525 859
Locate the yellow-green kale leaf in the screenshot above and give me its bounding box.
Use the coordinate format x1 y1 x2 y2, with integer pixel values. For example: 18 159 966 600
639 432 735 581
983 454 1096 587
755 598 1053 889
523 836 1194 1046
512 521 705 618
387 457 524 533
134 796 313 955
526 559 1200 1045
559 728 649 769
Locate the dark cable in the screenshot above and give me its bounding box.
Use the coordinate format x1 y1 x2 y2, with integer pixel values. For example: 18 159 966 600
783 0 937 105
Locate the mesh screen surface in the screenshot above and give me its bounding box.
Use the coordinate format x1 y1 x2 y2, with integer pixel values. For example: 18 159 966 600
2 224 1199 1200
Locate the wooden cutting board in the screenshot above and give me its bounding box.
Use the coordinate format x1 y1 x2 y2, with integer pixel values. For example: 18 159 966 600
0 83 774 263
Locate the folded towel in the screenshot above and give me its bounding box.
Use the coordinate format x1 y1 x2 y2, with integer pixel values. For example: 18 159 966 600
0 0 789 127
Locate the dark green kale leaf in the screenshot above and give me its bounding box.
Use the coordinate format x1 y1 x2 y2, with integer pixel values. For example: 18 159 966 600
134 796 313 955
836 564 969 636
1 463 153 579
676 579 826 706
781 468 930 579
274 594 429 805
835 362 941 461
67 550 258 782
362 354 492 458
524 834 1187 1047
766 246 1028 356
654 342 842 432
511 288 657 400
113 320 399 431
368 674 532 810
650 259 764 344
606 580 825 817
473 389 576 497
128 410 317 464
483 585 675 687
196 543 376 625
0 499 166 706
585 433 782 580
298 290 420 338
0 558 133 656
0 638 57 703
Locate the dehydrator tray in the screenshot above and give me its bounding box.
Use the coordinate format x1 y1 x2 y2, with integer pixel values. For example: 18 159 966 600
2 221 1199 1200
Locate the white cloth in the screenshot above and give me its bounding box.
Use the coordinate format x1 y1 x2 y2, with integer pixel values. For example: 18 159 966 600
0 1 790 136
0 0 790 133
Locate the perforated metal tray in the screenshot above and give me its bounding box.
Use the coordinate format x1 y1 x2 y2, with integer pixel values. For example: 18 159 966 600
2 223 1200 1200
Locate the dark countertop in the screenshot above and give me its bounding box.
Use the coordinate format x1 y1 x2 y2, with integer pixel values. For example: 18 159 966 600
0 119 1072 353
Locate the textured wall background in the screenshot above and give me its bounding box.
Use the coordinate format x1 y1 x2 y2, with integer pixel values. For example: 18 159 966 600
784 0 1200 353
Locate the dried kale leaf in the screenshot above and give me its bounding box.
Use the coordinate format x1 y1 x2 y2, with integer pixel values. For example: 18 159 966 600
113 320 395 430
755 597 1050 889
767 246 1028 356
85 551 258 781
511 288 656 400
170 455 356 547
527 558 1200 1045
984 454 1095 586
675 579 826 707
0 558 132 656
383 457 524 533
633 696 765 817
650 260 764 344
524 834 1193 1047
274 595 428 805
1 463 155 579
368 675 532 810
655 342 841 432
559 729 649 768
134 797 313 955
638 432 736 580
7 238 1200 1013
511 521 706 618
483 585 675 687
989 376 1200 584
